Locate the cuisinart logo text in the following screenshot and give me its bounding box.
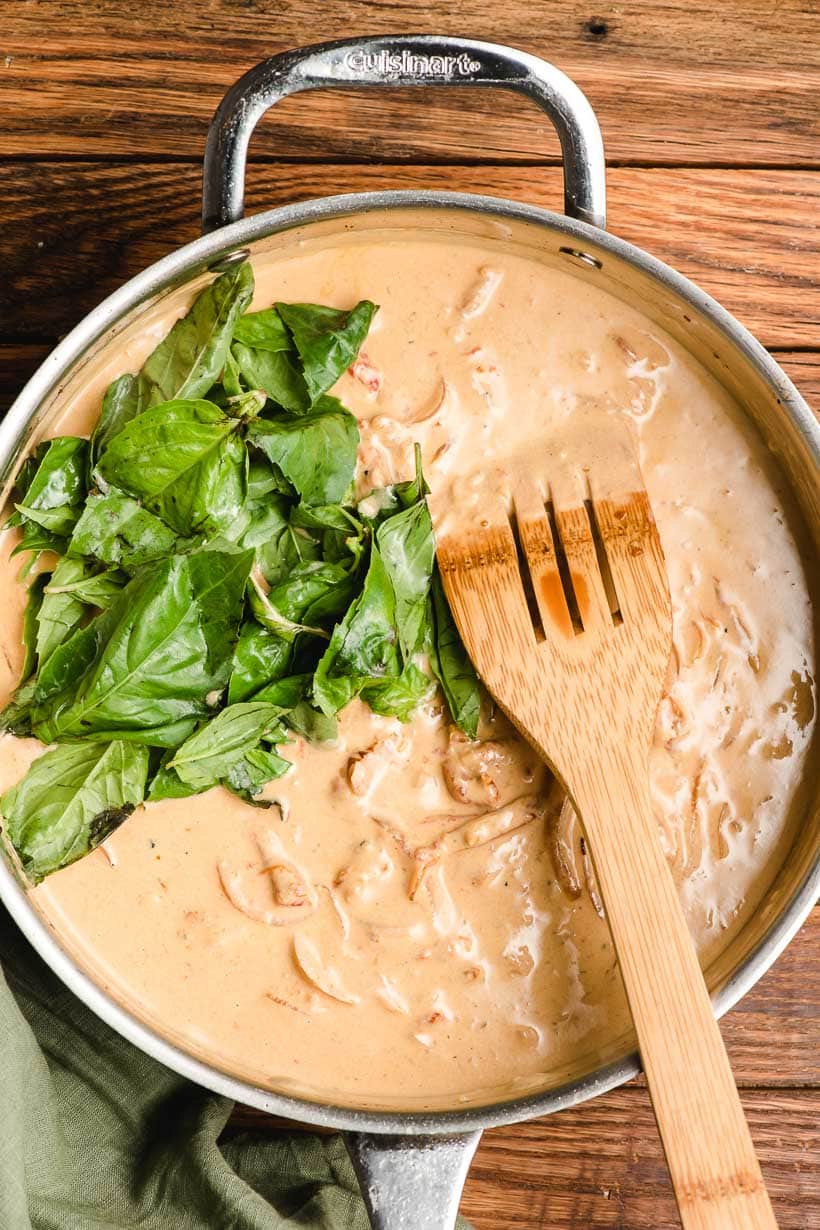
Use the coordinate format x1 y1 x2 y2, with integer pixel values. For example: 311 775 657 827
344 49 482 76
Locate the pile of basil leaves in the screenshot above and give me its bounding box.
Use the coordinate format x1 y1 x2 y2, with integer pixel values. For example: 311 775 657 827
0 263 480 883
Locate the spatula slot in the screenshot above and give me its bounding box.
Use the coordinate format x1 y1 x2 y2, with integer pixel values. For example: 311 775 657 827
585 498 624 627
508 508 547 642
546 501 585 635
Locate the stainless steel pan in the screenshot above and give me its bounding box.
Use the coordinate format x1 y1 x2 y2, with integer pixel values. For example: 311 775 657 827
1 36 817 1230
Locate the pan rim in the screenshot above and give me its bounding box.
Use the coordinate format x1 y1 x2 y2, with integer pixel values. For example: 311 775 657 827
1 188 817 1134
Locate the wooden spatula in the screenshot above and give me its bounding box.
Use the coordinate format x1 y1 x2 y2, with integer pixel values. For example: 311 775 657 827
434 446 778 1230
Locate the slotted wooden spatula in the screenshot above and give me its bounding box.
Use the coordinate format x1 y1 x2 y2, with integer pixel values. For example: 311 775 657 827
435 445 778 1230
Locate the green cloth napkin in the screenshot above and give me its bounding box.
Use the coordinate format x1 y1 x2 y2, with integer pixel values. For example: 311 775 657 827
0 905 473 1229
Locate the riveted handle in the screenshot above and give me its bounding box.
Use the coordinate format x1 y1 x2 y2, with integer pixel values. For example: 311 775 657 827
202 35 606 233
344 1130 482 1230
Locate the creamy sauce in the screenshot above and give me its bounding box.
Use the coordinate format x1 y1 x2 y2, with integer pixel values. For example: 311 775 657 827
0 232 814 1111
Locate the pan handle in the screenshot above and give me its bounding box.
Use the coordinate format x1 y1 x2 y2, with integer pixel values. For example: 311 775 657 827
344 1130 482 1230
202 35 606 233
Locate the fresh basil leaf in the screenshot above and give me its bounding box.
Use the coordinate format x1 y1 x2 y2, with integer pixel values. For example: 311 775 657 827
276 300 377 402
11 437 89 541
233 472 292 553
247 457 288 499
395 443 429 505
26 629 193 750
357 443 428 525
44 567 126 609
69 493 182 570
31 549 253 742
252 673 310 709
227 621 292 704
0 740 149 882
8 451 41 515
95 399 247 537
32 617 108 708
35 557 93 666
233 308 292 353
233 477 358 583
169 702 286 790
429 571 481 739
313 546 400 716
0 678 37 737
10 521 66 567
290 502 363 536
267 560 357 626
138 262 254 409
91 374 140 464
13 437 88 518
284 699 337 742
0 569 50 733
147 760 200 802
232 342 309 413
376 498 434 657
290 502 366 569
19 573 48 683
253 511 323 585
225 746 291 802
233 296 377 417
73 718 199 749
221 348 243 399
364 661 433 722
248 572 329 644
14 502 82 536
247 396 359 506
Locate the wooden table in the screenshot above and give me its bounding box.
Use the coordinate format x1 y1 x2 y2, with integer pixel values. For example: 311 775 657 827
1 3 817 1226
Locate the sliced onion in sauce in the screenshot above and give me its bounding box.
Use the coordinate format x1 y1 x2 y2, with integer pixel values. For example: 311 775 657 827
217 829 318 927
292 933 361 1005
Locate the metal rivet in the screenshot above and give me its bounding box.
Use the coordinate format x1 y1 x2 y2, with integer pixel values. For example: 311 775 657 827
208 249 251 272
558 246 603 270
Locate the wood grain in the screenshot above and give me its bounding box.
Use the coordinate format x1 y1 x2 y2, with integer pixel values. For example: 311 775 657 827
2 1 818 165
0 163 817 348
459 1090 819 1230
0 347 50 411
685 907 819 1089
227 1087 819 1229
4 6 818 1224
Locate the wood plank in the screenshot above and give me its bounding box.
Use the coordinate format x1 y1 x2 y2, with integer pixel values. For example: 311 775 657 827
0 163 817 348
5 6 817 1225
458 1089 818 1230
673 906 819 1089
777 352 820 404
227 1088 818 1229
2 1 817 165
0 346 50 413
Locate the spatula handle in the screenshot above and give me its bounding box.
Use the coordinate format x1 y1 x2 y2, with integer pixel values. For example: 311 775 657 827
570 744 778 1230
